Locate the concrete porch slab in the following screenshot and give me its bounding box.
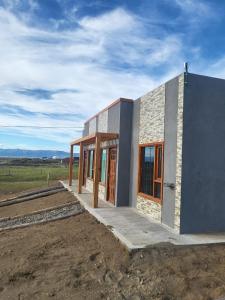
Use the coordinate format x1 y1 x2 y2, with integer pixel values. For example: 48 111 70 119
61 180 225 251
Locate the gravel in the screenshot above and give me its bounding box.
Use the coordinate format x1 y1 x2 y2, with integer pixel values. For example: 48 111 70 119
0 202 84 230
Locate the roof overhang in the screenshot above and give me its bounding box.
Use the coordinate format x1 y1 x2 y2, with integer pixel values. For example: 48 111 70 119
70 132 119 146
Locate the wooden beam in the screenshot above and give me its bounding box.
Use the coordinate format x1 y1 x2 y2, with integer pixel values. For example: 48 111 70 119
70 132 119 146
93 133 101 208
99 132 119 141
69 145 73 186
70 133 96 146
78 143 83 194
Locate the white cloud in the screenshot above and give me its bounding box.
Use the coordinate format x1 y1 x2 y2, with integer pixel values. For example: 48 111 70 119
174 0 216 26
203 57 225 79
0 6 188 149
79 7 138 32
175 0 210 15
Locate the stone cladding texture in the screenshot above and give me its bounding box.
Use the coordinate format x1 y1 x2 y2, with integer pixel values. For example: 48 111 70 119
137 84 165 222
98 184 106 200
85 176 105 201
139 84 165 143
137 195 161 222
85 178 93 193
174 74 184 231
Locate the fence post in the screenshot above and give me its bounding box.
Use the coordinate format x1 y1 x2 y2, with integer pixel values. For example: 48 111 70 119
47 172 50 186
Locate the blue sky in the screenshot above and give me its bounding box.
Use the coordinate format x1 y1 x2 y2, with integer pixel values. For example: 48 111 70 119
0 0 224 151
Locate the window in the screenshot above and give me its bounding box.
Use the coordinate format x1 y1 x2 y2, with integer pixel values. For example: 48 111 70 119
88 150 95 179
140 146 155 196
138 143 164 203
100 149 107 183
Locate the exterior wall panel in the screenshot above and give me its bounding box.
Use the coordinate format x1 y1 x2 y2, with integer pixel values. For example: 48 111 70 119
85 179 105 200
84 100 132 206
162 76 179 228
83 123 89 137
137 84 165 222
116 101 133 206
129 99 140 207
139 84 165 143
98 184 106 200
98 110 108 132
180 73 225 233
86 178 93 193
174 74 184 230
107 103 120 133
89 117 97 134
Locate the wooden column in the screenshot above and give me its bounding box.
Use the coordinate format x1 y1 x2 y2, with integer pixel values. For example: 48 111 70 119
78 142 83 194
69 144 73 186
93 134 101 208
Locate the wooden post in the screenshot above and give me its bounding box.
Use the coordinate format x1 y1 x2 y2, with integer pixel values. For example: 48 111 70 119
69 144 73 186
93 134 101 208
78 142 83 194
47 172 50 187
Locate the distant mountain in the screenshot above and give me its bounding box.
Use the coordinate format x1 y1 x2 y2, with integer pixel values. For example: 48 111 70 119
0 148 79 159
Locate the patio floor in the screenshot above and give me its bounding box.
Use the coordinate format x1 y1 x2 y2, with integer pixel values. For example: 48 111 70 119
61 180 225 251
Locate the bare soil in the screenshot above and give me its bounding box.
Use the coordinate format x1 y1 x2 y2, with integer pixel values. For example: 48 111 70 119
0 191 75 218
0 192 225 299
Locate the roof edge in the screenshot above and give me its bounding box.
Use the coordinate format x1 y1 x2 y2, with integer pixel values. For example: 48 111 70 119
84 97 133 124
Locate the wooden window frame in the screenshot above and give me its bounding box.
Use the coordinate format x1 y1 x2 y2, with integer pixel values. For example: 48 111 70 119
138 142 164 204
87 149 95 180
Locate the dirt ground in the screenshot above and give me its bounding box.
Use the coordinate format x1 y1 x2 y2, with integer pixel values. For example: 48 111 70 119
0 191 75 218
0 204 225 300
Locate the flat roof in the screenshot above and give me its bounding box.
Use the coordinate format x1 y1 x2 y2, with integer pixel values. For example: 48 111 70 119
84 97 133 124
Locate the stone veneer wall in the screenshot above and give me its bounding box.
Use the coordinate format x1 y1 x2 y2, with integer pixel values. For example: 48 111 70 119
98 110 108 132
137 84 165 222
85 179 105 200
174 74 184 230
86 178 93 193
98 184 106 200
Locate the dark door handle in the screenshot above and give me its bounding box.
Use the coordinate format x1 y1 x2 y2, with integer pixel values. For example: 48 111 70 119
163 183 175 189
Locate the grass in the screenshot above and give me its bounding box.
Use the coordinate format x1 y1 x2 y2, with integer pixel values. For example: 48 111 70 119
0 164 78 194
0 181 52 194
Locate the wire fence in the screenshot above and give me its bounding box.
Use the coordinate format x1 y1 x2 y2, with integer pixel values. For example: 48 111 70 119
0 165 78 182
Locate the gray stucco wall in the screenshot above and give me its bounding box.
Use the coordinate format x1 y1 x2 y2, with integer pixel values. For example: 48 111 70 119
83 100 122 136
83 122 89 137
180 73 225 233
116 101 133 206
129 98 140 207
161 76 179 228
107 103 120 133
98 110 108 132
89 117 97 134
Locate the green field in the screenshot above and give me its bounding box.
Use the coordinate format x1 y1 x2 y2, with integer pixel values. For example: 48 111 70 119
0 164 78 194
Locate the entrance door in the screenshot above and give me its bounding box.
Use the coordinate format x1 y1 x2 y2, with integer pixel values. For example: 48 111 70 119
83 151 87 186
107 148 117 204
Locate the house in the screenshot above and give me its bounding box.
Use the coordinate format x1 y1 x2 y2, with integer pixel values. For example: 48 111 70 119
69 72 225 234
